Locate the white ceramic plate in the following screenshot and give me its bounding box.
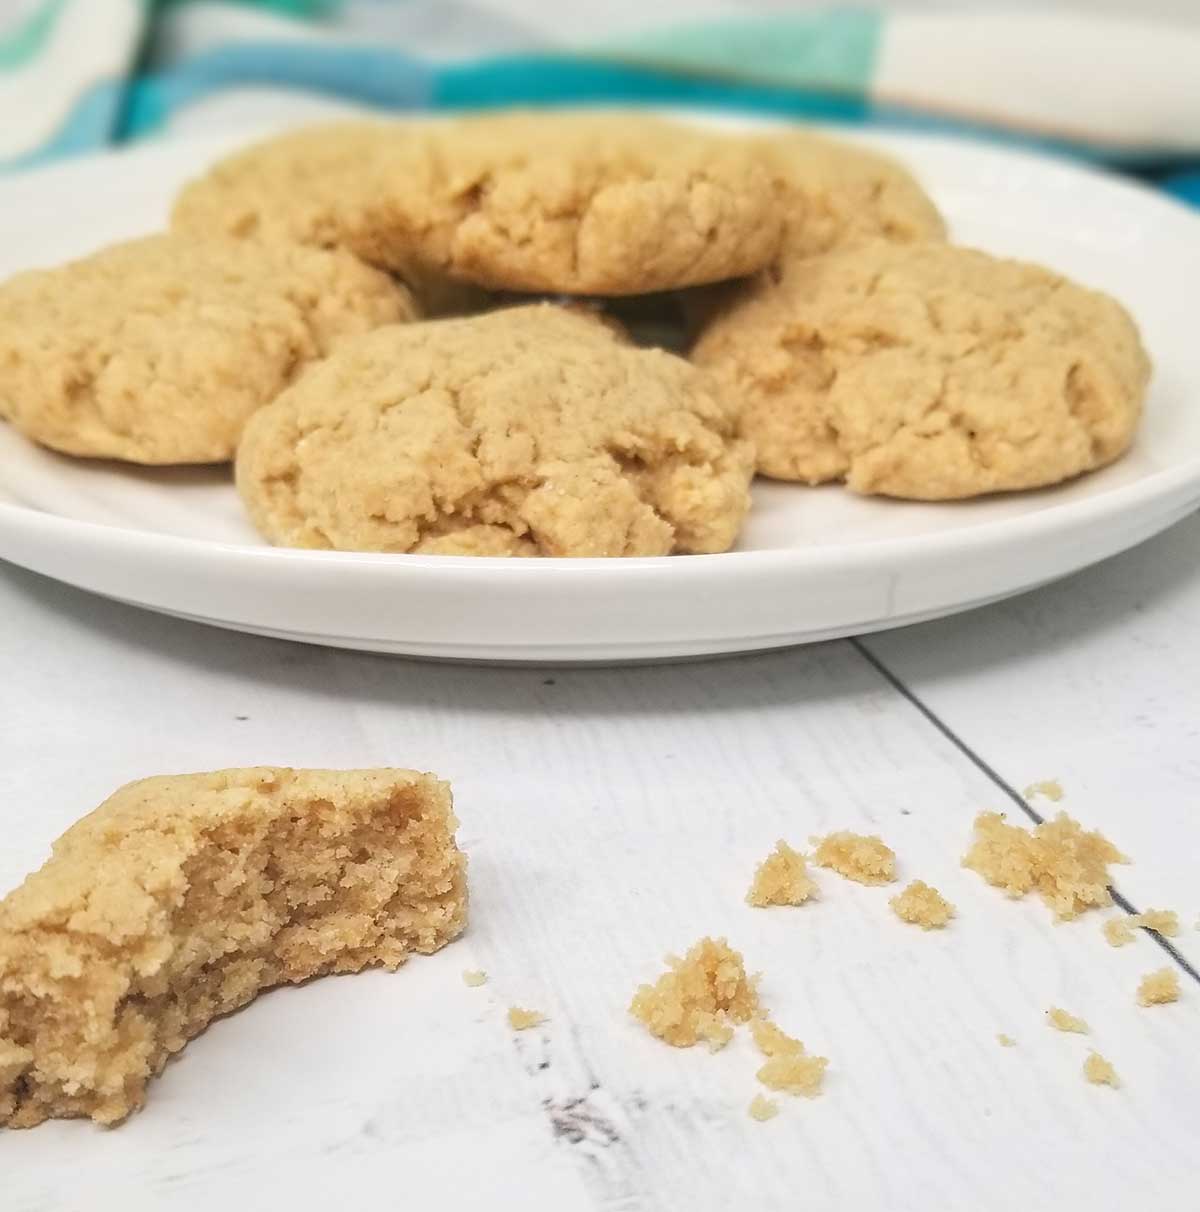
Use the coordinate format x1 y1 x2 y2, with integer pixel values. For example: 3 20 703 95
1 118 1199 663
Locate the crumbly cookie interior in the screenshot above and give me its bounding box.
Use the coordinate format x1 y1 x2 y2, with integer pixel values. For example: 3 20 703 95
0 769 466 1128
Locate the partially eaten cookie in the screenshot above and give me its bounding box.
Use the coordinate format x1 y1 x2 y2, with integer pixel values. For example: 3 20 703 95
0 767 466 1128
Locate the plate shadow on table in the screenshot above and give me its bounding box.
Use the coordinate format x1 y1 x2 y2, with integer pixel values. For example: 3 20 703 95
5 506 1197 718
1 563 881 718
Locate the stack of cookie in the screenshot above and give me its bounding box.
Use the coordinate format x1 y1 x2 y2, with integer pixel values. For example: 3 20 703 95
0 111 1151 557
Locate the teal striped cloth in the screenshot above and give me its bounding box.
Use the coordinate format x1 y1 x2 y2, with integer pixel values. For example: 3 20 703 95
3 0 1199 205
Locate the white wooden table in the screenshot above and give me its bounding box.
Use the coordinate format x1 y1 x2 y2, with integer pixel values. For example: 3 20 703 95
2 508 1197 1211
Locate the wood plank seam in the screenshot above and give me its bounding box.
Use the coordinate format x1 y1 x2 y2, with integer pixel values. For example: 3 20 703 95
852 637 1200 987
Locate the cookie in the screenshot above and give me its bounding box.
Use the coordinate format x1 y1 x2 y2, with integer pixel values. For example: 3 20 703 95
172 122 404 258
236 304 755 556
692 242 1149 499
178 114 784 298
680 129 946 335
389 111 785 294
0 768 466 1128
171 122 481 315
0 234 415 464
762 131 947 264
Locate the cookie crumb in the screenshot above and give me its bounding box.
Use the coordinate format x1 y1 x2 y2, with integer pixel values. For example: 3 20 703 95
750 1018 828 1096
462 969 487 987
996 1034 1016 1047
812 831 896 885
1046 1007 1089 1034
1136 968 1180 1007
962 811 1126 919
507 1007 547 1030
748 1094 779 1122
751 1017 800 1058
630 937 758 1050
1138 909 1180 937
1024 779 1064 802
890 880 955 929
746 840 817 907
1084 1051 1119 1088
1104 909 1179 947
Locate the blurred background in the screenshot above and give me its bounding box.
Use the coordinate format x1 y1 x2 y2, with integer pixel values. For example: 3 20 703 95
1 0 1198 204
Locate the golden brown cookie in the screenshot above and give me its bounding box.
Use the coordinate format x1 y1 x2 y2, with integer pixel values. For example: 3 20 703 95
679 129 946 336
236 304 755 556
170 122 481 315
177 114 784 297
0 768 466 1128
762 131 947 264
384 111 785 295
0 234 415 464
172 122 405 259
692 242 1149 499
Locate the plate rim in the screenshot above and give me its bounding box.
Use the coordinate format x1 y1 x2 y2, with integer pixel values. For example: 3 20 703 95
1 120 1198 591
1 448 1198 582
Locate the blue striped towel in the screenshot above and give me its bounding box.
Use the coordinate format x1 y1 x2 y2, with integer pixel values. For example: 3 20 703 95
2 0 1198 206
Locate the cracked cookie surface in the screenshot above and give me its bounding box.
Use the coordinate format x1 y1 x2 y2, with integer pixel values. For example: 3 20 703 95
314 111 784 295
172 123 408 260
171 113 783 299
692 242 1149 498
761 131 947 264
236 303 755 556
680 131 946 333
0 234 414 464
171 122 481 315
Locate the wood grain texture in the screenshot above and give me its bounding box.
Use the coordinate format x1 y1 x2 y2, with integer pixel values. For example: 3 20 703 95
867 509 1200 966
1 562 1197 1212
